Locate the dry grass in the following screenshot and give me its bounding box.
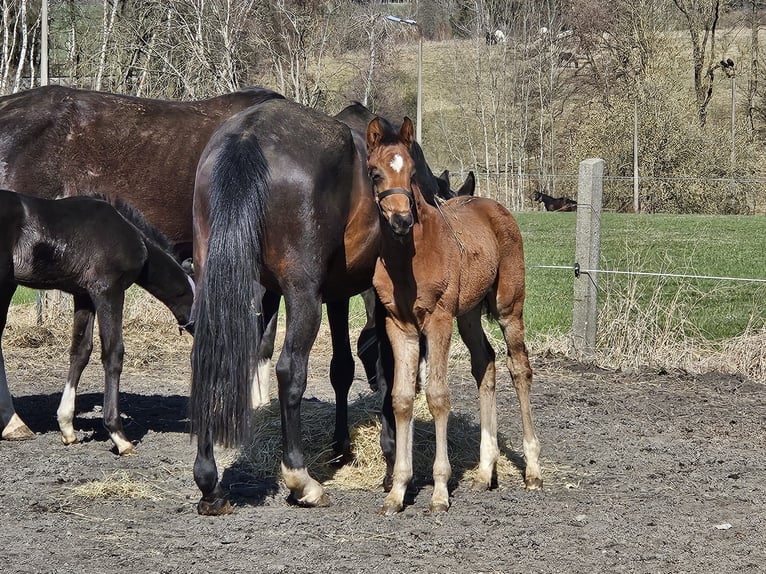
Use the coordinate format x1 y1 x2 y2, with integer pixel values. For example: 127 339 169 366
69 470 164 501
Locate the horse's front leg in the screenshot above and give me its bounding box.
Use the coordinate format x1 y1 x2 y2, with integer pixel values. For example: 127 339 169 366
0 283 33 440
381 317 419 515
423 316 454 512
57 295 95 446
326 298 354 463
278 292 329 506
94 291 133 455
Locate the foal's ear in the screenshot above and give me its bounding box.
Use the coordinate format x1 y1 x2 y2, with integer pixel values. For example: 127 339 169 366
400 117 415 148
366 118 384 153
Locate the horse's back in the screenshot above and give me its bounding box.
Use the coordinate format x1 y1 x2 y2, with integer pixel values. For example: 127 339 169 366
198 98 375 298
443 196 525 308
0 85 283 251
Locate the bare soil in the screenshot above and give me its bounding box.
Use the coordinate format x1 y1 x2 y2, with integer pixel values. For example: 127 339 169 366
2 335 765 574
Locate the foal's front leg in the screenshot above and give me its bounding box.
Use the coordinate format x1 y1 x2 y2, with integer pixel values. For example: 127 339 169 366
381 318 419 515
57 296 95 446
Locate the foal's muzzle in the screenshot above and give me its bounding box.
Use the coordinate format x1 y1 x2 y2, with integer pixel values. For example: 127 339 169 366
377 187 415 236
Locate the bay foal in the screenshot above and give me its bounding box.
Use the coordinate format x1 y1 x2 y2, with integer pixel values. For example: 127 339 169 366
366 117 542 514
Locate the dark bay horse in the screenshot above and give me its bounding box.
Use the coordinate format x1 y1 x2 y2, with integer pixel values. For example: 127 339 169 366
366 117 543 514
190 97 381 514
0 190 194 454
0 84 284 260
534 190 577 212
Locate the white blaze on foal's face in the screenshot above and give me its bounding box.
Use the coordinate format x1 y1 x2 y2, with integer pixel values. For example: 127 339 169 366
390 154 404 173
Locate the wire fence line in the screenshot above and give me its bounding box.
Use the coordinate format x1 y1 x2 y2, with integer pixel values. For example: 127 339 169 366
528 264 766 284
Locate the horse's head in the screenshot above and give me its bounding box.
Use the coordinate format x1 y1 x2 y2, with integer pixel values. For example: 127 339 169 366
366 116 417 237
533 190 542 201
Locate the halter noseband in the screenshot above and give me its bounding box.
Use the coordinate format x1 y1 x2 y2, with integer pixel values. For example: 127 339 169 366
375 187 415 211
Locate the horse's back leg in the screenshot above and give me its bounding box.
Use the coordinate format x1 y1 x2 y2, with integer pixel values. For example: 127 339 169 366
0 282 33 440
252 289 280 408
327 298 354 463
356 288 379 390
92 289 133 455
56 294 96 445
374 295 396 491
194 427 232 515
456 306 499 490
277 289 329 506
422 313 454 512
494 282 542 489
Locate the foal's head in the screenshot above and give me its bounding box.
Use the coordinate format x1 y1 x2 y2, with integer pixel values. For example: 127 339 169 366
366 116 417 237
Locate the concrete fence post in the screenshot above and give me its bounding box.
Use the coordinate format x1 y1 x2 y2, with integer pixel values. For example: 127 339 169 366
571 158 604 360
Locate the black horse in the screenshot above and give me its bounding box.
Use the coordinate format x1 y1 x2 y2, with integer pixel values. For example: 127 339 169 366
0 190 194 454
189 97 463 515
534 190 577 212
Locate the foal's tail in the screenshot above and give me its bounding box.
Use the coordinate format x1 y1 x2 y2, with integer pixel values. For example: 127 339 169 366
189 130 270 448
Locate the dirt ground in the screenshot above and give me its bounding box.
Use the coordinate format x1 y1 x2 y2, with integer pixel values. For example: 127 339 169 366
1 326 765 574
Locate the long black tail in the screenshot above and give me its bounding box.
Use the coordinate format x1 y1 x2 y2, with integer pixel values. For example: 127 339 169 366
189 130 270 448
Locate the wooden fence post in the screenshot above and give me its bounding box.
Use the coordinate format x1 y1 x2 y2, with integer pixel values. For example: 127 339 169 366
571 158 604 360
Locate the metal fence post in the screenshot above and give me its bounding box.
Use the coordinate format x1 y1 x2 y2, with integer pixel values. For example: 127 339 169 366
572 158 604 360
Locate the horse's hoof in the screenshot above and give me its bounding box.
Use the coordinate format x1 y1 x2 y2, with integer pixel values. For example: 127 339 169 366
471 479 491 492
525 477 543 490
118 444 137 456
197 497 234 516
289 492 331 508
2 425 35 440
379 500 403 516
429 501 450 513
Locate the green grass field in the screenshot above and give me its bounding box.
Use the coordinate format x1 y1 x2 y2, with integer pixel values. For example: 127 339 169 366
518 212 766 341
12 213 764 343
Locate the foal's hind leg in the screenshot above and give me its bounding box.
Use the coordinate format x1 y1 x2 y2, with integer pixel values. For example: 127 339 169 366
496 299 542 489
93 291 133 455
456 307 499 491
0 283 33 440
57 295 96 446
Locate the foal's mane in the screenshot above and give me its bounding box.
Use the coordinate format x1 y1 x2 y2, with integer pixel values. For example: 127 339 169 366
87 193 174 254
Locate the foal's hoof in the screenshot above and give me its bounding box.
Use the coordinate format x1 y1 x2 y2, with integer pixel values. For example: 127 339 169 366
197 497 234 516
525 476 544 490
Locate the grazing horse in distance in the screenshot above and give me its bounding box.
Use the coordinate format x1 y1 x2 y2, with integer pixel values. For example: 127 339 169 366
0 84 284 261
0 190 194 454
534 190 577 212
366 117 543 514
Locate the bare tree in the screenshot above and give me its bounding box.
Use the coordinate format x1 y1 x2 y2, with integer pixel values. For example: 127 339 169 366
673 0 721 127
